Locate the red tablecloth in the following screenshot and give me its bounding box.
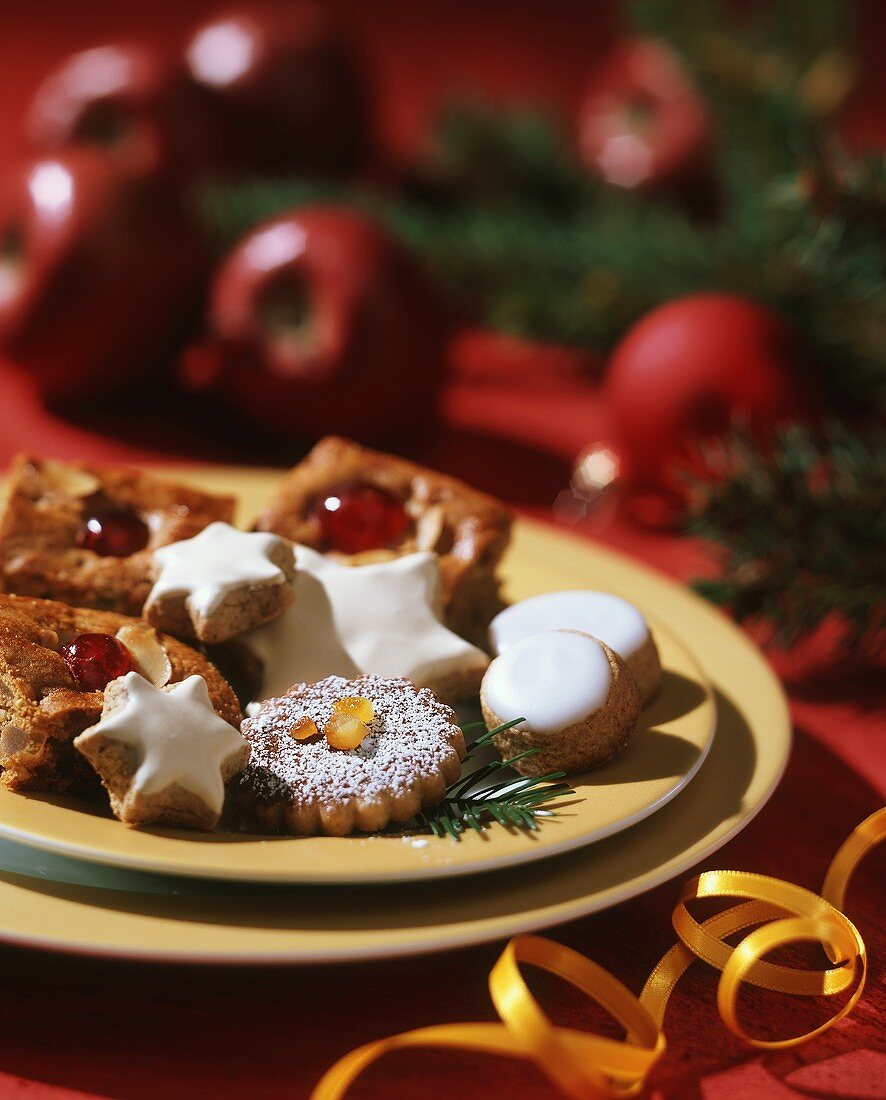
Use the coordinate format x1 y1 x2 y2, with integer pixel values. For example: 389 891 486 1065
0 362 884 1100
0 3 883 1095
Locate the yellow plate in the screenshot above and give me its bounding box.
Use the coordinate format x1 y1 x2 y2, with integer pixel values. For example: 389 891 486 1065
0 468 790 961
0 469 717 884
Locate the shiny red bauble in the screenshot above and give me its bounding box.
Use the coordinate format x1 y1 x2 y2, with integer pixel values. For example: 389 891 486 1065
577 39 711 197
25 42 211 181
0 147 208 401
604 293 815 504
316 484 410 554
185 1 367 175
61 633 135 692
181 207 447 443
76 510 149 557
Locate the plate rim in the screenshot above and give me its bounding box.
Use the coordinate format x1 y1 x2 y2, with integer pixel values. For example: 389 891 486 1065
0 567 717 885
0 733 788 965
0 503 791 961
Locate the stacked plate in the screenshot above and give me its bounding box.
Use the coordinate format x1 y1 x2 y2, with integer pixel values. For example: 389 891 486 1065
0 473 791 964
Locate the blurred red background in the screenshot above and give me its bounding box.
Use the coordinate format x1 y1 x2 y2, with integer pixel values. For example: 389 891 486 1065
0 8 882 1100
0 0 883 482
1 0 884 166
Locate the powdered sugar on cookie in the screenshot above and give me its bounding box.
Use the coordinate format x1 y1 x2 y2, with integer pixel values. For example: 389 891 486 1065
241 675 463 810
234 675 466 837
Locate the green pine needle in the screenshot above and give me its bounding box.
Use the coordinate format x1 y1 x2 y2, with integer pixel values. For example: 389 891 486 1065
686 421 886 651
413 718 574 840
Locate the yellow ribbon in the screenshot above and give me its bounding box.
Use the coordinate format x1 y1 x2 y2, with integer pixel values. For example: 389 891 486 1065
311 807 886 1099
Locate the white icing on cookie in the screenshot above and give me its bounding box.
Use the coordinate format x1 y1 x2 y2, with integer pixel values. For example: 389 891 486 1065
483 630 612 735
149 522 290 618
76 672 248 814
489 591 650 661
243 546 488 700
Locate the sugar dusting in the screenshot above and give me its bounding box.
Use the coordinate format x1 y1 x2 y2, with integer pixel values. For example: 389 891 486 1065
238 675 463 809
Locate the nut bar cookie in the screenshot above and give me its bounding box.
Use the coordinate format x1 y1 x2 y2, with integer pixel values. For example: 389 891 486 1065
0 454 236 616
252 436 513 647
144 522 296 643
0 594 242 793
75 673 250 830
480 629 641 776
233 674 466 836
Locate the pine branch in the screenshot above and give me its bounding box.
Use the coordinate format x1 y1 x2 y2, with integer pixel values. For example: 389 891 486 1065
412 720 574 840
686 422 886 652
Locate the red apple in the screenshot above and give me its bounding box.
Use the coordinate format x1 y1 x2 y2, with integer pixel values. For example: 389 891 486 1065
184 2 368 175
181 207 447 442
0 148 208 400
25 42 211 181
577 39 712 201
602 293 817 520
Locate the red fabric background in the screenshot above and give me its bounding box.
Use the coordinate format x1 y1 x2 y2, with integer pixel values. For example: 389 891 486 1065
0 3 883 1098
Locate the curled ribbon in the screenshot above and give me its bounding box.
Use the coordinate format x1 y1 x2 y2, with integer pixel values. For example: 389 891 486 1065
311 807 886 1099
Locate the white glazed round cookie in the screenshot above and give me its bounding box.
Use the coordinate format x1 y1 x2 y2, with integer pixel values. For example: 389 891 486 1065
480 629 641 776
489 590 661 703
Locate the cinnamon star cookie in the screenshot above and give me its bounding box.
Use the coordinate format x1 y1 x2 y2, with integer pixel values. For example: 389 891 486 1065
144 522 296 643
242 545 489 705
75 672 250 830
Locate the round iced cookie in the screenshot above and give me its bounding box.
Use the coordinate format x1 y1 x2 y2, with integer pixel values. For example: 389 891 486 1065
488 590 662 703
480 629 641 776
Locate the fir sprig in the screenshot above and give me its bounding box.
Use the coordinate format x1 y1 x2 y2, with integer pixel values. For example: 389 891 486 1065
413 719 574 840
687 422 886 651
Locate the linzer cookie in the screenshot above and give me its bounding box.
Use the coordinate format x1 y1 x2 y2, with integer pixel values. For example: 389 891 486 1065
489 590 662 702
480 629 641 775
0 454 235 616
144 522 296 643
0 593 241 793
74 672 250 830
252 436 513 647
233 675 466 836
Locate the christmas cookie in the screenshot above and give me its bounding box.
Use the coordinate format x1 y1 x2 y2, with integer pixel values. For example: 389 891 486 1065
252 436 513 647
0 594 241 793
489 590 662 702
0 455 236 617
143 522 296 643
243 545 489 705
233 674 466 836
480 629 641 776
74 673 250 830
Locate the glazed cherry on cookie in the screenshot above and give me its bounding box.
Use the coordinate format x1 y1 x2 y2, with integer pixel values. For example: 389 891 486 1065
314 483 410 554
61 633 135 692
75 508 150 557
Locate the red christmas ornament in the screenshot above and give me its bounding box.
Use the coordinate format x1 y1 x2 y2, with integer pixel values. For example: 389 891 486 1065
316 484 410 554
61 633 135 692
0 147 208 401
598 293 815 521
181 207 447 443
184 1 368 175
25 42 211 181
577 39 713 205
76 510 149 557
